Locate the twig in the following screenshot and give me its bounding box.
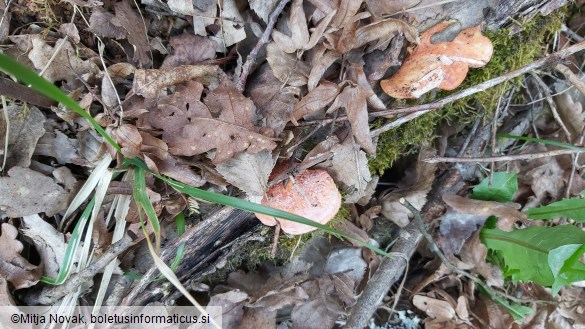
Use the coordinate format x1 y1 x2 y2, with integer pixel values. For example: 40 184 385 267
267 151 333 187
456 111 482 157
344 221 422 329
561 24 584 43
370 39 585 137
531 73 572 139
1 96 9 172
425 149 578 163
235 0 290 91
555 63 585 97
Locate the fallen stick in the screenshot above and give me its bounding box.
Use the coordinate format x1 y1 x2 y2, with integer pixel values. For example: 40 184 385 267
425 149 578 163
235 0 290 91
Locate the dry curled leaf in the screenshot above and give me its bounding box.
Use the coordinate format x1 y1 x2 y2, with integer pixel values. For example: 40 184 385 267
327 85 376 155
381 22 493 99
291 81 340 125
0 223 42 289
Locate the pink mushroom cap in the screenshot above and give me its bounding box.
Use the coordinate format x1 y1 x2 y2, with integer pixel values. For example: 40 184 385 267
255 169 342 235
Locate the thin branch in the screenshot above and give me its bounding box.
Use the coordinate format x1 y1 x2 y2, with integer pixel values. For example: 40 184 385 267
555 63 585 97
235 0 290 91
531 73 571 139
425 149 578 163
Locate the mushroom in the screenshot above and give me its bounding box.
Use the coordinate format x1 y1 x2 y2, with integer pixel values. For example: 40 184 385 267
255 168 342 235
381 21 493 99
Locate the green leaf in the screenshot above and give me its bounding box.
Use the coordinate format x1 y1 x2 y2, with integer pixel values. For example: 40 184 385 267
549 244 585 295
472 172 518 202
480 225 585 286
528 198 585 221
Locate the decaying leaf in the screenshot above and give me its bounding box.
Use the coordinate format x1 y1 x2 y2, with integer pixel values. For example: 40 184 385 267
380 147 436 227
442 194 526 231
0 105 45 169
0 223 42 289
161 34 217 68
328 138 373 203
207 290 248 328
132 65 219 99
89 7 127 39
28 36 99 84
204 77 257 130
215 151 275 196
327 85 376 155
381 22 493 98
21 214 69 278
113 0 151 66
247 64 300 135
459 232 504 287
266 43 310 87
249 0 279 23
0 167 71 218
291 81 340 124
165 118 276 163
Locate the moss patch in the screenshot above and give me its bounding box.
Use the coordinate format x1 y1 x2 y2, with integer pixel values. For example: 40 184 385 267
369 10 566 175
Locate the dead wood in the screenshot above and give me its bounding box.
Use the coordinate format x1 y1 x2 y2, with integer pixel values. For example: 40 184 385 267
121 206 259 306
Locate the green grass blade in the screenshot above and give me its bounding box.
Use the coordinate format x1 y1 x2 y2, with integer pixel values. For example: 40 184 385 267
0 53 121 153
133 167 161 248
171 213 186 271
41 198 96 284
498 134 585 152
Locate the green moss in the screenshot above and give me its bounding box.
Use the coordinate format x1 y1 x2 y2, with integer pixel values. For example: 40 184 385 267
369 10 566 175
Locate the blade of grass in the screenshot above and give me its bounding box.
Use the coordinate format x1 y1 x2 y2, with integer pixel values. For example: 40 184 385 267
498 134 585 152
170 213 186 271
133 167 161 252
41 198 96 284
0 53 121 153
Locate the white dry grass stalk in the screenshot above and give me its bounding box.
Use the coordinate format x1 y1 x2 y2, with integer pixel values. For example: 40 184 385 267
90 171 132 329
60 153 112 230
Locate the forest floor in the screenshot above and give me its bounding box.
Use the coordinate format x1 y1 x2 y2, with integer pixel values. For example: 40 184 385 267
1 0 585 328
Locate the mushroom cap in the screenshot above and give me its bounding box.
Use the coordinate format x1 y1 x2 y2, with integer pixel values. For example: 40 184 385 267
255 169 342 235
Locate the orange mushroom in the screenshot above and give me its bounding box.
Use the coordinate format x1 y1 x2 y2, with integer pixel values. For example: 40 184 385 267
255 168 342 235
381 21 493 99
